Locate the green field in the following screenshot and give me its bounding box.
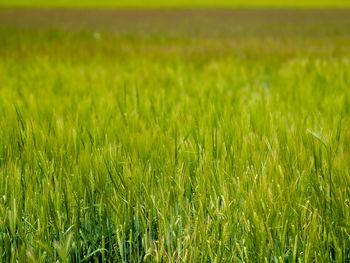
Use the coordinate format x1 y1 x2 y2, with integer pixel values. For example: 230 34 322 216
1 8 350 263
2 0 350 7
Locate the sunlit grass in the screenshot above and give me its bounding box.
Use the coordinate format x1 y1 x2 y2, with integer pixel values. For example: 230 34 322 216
0 10 350 262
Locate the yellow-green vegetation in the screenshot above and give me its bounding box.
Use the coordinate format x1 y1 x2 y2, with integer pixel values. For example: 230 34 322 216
1 0 350 7
0 9 350 262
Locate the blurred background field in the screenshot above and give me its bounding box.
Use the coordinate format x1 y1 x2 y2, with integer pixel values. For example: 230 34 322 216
1 4 350 263
1 0 350 7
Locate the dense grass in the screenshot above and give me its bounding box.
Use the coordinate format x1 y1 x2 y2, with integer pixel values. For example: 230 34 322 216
1 9 350 262
2 0 350 8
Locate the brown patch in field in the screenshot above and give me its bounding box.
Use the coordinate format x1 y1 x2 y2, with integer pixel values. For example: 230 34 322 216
1 9 350 38
1 9 350 59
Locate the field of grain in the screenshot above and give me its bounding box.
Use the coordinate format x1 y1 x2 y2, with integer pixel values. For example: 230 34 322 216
0 8 350 262
2 0 350 7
